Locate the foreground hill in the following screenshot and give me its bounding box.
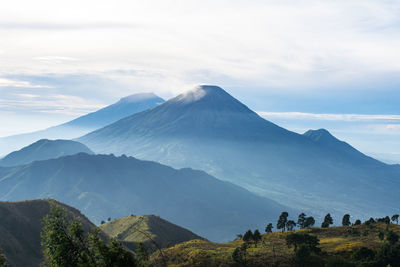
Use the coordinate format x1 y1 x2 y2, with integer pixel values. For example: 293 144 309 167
0 93 164 156
0 153 289 241
78 85 400 219
0 199 96 267
0 139 93 167
150 223 400 266
100 215 202 250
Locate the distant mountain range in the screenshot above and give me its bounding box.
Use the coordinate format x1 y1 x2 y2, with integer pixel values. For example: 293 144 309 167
0 139 93 167
78 85 400 219
99 215 202 251
0 93 164 156
0 153 288 241
0 199 96 267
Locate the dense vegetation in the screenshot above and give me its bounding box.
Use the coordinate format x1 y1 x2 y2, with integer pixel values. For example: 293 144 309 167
0 199 97 267
41 205 137 267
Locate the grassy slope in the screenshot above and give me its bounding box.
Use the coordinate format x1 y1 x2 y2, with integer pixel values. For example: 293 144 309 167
151 223 400 266
0 199 97 267
99 215 202 251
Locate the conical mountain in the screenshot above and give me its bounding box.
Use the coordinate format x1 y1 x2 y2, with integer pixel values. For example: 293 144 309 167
0 93 164 156
78 85 400 219
82 85 295 142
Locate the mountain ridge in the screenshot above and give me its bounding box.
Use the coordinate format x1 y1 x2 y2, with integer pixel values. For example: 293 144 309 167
0 152 290 241
77 85 400 219
100 214 203 250
0 139 93 167
0 93 164 156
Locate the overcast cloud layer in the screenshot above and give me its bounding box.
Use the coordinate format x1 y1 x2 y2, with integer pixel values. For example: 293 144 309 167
0 0 399 161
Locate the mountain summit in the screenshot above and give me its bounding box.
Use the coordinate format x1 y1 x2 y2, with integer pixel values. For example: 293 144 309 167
78 85 400 219
0 93 164 155
79 85 291 143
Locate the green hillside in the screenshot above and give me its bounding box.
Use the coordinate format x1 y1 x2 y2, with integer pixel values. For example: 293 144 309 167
99 215 203 251
0 199 97 267
150 223 400 266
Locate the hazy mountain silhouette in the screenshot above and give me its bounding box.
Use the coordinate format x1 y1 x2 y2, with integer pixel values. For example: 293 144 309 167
0 93 164 156
0 153 289 241
0 139 93 167
78 85 400 219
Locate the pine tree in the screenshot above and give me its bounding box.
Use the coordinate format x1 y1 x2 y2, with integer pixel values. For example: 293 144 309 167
265 223 273 233
322 213 333 228
304 217 315 228
342 214 351 226
392 214 399 224
297 213 306 229
243 230 254 243
253 229 262 247
277 212 289 231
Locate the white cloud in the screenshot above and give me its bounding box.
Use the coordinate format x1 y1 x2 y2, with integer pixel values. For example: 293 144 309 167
257 112 400 122
0 93 104 116
0 1 400 93
0 78 50 88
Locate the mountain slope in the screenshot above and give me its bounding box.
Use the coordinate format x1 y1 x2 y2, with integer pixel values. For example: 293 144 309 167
0 153 289 242
0 199 96 267
0 139 93 167
100 215 202 250
78 85 400 219
0 93 164 156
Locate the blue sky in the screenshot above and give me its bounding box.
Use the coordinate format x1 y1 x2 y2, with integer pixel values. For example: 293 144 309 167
0 0 399 162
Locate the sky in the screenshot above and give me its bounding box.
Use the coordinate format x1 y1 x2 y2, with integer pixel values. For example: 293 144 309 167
0 0 399 162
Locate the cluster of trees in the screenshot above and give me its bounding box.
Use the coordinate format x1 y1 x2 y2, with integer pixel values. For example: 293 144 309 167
41 205 138 267
268 212 400 232
264 212 316 233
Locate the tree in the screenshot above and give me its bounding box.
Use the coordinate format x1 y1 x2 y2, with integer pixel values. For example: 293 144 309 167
297 213 306 229
304 217 315 228
253 229 262 247
136 243 149 264
0 249 7 267
265 223 273 233
277 212 289 231
342 214 351 226
386 231 399 245
41 204 137 267
287 220 296 231
322 213 333 228
232 243 247 265
352 246 375 262
354 219 361 226
384 216 391 225
379 231 385 241
365 217 376 227
107 217 111 222
391 214 399 225
285 232 320 253
243 230 253 243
